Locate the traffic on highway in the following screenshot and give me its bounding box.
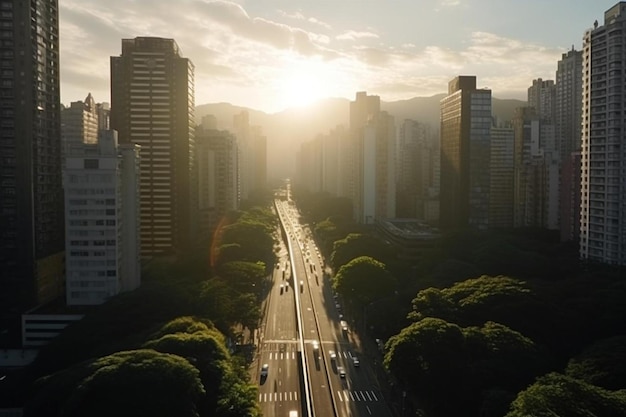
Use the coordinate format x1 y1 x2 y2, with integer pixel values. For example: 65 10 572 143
254 189 394 417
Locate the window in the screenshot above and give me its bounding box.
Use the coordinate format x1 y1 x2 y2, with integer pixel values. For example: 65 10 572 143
84 159 99 169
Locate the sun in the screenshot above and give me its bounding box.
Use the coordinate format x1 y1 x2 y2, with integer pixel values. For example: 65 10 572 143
277 70 326 110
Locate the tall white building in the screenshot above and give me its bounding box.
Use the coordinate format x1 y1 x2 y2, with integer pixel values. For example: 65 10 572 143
64 131 140 305
580 2 626 264
350 92 396 224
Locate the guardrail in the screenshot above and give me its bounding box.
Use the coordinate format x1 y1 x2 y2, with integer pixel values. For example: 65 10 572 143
275 199 314 417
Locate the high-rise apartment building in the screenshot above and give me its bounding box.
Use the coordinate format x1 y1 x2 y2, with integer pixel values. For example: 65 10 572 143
233 111 267 202
62 93 99 148
489 124 515 229
0 0 65 337
396 119 438 220
556 48 583 242
440 76 492 231
110 37 196 257
556 48 583 163
580 2 626 264
350 92 396 224
196 116 239 237
64 131 141 305
528 78 556 123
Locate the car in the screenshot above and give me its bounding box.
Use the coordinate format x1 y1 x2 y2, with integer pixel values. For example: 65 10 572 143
335 302 341 310
338 366 346 378
329 350 337 360
352 356 360 367
279 284 284 293
340 320 348 332
260 364 269 377
312 340 319 351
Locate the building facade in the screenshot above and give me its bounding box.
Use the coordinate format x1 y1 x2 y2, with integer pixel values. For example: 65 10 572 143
396 119 439 220
489 124 515 229
0 0 65 338
64 131 140 305
233 111 267 202
196 116 239 238
110 37 196 257
580 2 626 264
556 48 583 242
440 76 492 231
349 92 396 224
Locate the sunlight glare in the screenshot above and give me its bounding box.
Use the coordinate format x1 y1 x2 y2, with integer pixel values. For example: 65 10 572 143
277 70 325 110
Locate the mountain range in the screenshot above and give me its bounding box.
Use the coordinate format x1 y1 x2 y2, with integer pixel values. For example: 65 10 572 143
196 94 526 181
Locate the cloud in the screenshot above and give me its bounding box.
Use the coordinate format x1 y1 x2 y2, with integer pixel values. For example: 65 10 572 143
336 30 379 41
57 0 565 111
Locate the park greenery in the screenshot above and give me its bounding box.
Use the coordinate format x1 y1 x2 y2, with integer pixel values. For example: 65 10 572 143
14 205 277 417
293 191 626 417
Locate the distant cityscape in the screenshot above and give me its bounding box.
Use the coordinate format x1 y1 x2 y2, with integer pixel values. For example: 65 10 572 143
0 0 625 388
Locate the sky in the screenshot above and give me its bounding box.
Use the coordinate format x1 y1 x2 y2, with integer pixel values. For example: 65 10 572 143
60 0 618 113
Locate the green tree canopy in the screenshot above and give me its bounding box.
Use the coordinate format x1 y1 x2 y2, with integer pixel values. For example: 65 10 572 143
143 317 258 417
333 256 397 305
506 372 626 417
566 335 626 390
218 220 275 266
408 275 536 329
27 349 205 417
217 260 266 293
385 318 547 417
330 233 394 270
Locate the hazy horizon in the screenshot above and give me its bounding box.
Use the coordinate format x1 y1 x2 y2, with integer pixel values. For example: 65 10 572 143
59 0 615 113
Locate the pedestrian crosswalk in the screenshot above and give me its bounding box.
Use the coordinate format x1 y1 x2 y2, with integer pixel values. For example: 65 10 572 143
266 351 298 360
258 391 299 403
336 390 380 402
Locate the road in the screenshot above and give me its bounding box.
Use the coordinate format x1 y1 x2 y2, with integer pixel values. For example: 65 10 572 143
256 197 395 417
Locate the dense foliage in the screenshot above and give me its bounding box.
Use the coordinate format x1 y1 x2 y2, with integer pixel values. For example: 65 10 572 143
332 256 397 306
15 206 277 416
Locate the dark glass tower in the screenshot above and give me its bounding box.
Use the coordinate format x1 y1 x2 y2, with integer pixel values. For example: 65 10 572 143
0 0 65 341
440 76 492 231
110 37 196 257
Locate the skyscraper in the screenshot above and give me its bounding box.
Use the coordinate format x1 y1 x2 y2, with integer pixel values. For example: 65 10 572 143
233 111 267 202
349 92 396 224
0 0 65 337
556 48 583 242
580 2 626 264
110 37 196 257
196 116 239 237
440 76 491 231
489 123 515 229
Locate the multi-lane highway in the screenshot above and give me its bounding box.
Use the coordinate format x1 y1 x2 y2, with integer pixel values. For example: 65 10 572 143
256 196 394 417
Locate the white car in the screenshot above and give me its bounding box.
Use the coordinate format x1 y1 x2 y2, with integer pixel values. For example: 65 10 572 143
338 366 346 378
352 356 360 367
260 363 269 377
329 350 337 360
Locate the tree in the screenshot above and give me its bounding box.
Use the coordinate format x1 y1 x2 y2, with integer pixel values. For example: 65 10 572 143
217 261 266 294
566 335 626 390
333 256 397 306
26 349 205 417
218 220 275 267
143 317 258 417
384 318 466 416
506 372 626 417
330 233 394 270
